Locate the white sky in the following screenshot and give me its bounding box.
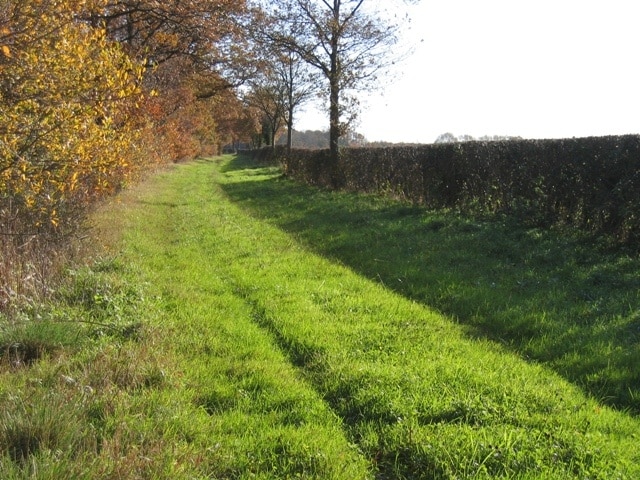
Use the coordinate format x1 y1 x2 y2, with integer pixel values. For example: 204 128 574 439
296 0 640 144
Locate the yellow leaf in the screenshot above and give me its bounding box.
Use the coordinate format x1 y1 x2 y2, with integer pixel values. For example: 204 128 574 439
1 45 10 58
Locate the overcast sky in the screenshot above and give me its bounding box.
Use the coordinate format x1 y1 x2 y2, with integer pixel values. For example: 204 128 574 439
296 0 640 144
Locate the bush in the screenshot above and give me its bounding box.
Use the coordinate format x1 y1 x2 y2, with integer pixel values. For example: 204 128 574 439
265 135 640 245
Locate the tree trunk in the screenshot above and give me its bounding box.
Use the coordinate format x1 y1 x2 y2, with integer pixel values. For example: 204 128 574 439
329 78 340 162
286 109 293 153
329 0 341 163
287 62 294 154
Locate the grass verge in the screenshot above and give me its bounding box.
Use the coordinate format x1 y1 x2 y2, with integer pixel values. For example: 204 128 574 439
211 155 640 478
221 154 640 414
1 155 638 478
1 160 370 478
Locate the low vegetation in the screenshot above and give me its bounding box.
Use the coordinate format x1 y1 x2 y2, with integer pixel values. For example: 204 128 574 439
1 155 639 478
228 155 640 414
275 135 640 245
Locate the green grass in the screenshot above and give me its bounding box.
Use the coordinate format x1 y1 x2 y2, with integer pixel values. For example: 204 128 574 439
220 154 640 414
0 154 639 478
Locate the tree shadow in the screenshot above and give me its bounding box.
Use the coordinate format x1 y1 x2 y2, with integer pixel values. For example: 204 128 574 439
219 155 640 414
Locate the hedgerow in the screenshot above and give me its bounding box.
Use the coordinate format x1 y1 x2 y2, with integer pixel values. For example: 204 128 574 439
262 135 640 245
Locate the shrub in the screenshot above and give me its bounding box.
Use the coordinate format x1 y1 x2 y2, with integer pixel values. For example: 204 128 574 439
270 135 640 245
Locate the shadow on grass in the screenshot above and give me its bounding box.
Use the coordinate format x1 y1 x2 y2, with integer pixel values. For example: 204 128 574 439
219 155 640 415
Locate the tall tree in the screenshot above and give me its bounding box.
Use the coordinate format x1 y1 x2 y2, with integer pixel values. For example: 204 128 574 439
244 47 317 152
244 82 287 148
88 0 261 159
267 0 410 161
277 50 317 153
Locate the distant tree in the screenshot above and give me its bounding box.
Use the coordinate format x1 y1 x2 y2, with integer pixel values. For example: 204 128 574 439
458 134 475 142
434 132 524 144
244 83 286 147
277 50 318 153
266 0 415 162
435 132 458 143
277 129 329 149
340 130 368 148
276 128 367 149
478 135 523 142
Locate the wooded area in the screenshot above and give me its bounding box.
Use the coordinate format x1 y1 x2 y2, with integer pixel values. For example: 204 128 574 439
1 0 405 309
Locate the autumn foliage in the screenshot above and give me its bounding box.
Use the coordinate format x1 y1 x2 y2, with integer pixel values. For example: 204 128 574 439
0 0 261 308
0 0 146 233
0 0 141 305
94 0 258 160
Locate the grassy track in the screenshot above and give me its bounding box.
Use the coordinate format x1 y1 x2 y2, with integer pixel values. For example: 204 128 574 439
221 156 640 414
87 159 373 479
1 155 639 478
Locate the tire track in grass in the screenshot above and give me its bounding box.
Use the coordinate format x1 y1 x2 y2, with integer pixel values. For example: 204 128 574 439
208 156 640 479
115 157 640 479
116 160 374 479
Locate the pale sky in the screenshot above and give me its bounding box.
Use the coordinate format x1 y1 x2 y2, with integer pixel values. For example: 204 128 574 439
296 0 640 144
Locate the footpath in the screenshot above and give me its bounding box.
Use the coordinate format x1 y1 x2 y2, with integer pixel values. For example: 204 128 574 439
104 155 639 479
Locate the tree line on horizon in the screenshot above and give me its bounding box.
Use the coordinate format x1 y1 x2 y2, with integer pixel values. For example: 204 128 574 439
266 130 524 150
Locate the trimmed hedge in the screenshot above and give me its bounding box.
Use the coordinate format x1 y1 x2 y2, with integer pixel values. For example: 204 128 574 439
252 135 640 244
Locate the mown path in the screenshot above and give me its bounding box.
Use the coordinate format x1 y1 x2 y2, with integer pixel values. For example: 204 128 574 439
107 155 640 479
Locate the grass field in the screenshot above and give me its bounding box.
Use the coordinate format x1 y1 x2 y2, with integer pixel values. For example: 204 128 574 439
1 154 639 478
221 155 640 414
